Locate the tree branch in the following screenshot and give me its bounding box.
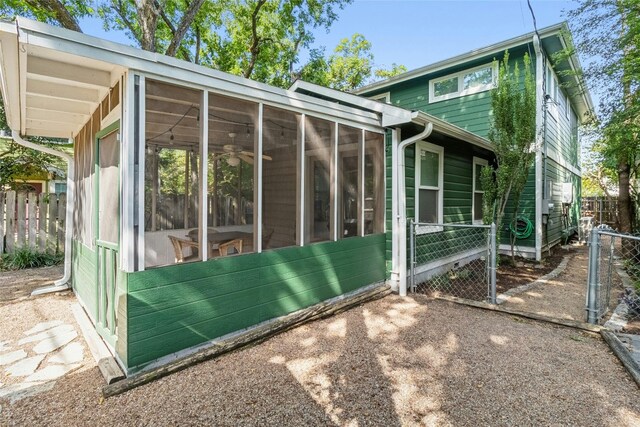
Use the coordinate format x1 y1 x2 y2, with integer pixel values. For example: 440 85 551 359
25 0 82 32
243 0 267 79
165 0 206 57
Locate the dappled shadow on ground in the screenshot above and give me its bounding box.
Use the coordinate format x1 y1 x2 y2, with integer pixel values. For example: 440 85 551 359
0 265 64 303
502 246 591 321
3 295 640 426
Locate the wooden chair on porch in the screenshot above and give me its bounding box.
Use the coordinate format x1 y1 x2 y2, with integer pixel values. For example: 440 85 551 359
216 238 243 257
169 235 200 263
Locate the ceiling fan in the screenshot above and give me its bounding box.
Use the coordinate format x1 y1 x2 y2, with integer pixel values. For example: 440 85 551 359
213 133 272 166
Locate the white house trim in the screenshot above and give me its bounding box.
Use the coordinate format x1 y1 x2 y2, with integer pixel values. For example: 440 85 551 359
534 35 544 262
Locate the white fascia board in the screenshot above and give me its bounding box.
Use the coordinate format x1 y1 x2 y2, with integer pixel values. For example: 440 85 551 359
354 22 566 95
553 32 596 122
289 79 414 126
0 22 20 131
412 111 494 152
14 17 381 129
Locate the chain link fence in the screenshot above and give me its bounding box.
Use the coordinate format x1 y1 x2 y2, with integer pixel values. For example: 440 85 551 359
586 226 640 324
410 221 497 303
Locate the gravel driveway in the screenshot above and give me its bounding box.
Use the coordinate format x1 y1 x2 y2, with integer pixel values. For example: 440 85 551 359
2 294 639 426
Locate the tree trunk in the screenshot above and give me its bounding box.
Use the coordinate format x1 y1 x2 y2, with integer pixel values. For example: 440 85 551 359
618 161 632 233
135 0 159 52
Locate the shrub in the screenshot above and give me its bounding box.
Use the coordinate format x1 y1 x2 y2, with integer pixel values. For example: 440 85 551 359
0 247 63 271
622 288 640 320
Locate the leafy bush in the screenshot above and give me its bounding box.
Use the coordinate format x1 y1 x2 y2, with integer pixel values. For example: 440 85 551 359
622 288 640 320
0 247 63 271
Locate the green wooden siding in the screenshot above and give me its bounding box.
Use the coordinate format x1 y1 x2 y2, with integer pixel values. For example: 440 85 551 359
71 240 98 320
406 140 492 258
545 158 580 246
125 234 386 370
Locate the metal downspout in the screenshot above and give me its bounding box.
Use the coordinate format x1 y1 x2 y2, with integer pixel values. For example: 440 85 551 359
397 122 433 296
11 131 74 295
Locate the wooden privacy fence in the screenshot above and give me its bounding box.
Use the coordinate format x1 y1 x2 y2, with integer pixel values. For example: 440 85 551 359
0 191 67 254
581 196 618 228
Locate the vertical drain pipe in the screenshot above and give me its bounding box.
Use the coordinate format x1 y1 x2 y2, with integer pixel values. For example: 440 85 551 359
397 122 433 296
11 131 74 295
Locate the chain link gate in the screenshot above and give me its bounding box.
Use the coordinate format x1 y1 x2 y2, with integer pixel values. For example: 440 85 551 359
586 227 640 324
409 221 497 303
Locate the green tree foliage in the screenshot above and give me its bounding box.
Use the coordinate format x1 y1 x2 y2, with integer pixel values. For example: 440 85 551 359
0 0 91 32
374 63 407 80
564 0 639 231
481 51 536 259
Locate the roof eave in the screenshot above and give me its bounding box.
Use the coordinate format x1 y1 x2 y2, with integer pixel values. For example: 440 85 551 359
412 111 494 152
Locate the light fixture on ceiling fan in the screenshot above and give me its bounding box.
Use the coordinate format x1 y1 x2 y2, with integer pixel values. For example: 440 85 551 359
214 132 272 166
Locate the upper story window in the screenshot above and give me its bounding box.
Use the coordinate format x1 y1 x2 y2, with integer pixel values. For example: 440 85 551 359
429 63 498 103
546 65 569 121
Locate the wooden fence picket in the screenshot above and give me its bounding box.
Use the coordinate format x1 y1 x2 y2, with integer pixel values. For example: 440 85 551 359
47 194 57 252
38 192 47 251
17 192 26 247
28 192 37 247
5 191 16 252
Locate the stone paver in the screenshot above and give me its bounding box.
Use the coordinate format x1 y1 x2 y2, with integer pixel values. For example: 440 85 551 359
18 324 76 345
23 320 64 336
32 331 78 354
5 355 45 377
48 342 84 365
24 364 81 383
0 350 27 366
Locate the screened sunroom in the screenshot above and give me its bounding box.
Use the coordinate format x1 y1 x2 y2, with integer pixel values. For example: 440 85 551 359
1 18 424 374
142 78 385 269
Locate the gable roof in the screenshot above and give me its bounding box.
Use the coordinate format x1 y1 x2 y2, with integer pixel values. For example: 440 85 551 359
354 22 595 122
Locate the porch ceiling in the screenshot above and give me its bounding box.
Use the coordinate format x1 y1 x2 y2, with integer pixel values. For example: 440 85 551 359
0 22 125 139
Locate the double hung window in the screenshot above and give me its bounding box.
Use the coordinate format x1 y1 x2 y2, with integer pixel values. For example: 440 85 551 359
415 142 443 232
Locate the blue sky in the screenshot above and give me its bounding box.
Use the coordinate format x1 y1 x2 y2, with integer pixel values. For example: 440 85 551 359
79 0 577 73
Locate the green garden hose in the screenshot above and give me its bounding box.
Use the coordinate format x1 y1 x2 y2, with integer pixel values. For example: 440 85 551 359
510 216 533 239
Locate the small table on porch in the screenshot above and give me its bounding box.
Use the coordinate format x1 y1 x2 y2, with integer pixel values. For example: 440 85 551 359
187 229 253 257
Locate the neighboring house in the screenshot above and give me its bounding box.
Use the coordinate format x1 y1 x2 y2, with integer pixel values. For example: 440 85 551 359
0 138 67 193
355 22 594 262
0 18 592 377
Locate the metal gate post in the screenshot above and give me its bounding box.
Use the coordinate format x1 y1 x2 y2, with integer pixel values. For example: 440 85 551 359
490 223 497 304
586 227 600 324
409 220 415 292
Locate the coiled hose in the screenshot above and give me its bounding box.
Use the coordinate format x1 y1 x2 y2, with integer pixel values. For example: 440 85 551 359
510 216 533 239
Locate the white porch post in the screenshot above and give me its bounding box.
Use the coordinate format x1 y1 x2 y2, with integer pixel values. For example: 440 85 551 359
199 90 209 261
297 114 305 246
256 103 263 253
390 128 400 293
136 74 146 271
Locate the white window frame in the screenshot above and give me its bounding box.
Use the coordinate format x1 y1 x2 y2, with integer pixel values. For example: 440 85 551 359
415 141 444 233
472 157 488 225
369 92 390 104
429 62 498 103
546 64 559 122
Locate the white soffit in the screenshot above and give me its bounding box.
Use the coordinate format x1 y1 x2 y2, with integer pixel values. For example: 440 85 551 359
20 43 122 138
